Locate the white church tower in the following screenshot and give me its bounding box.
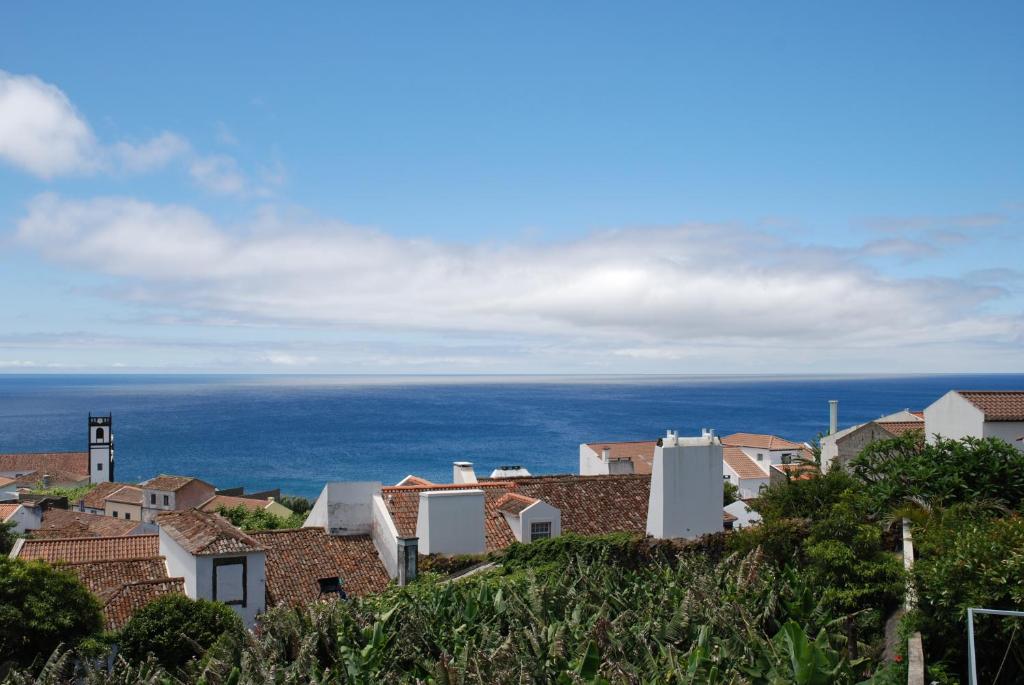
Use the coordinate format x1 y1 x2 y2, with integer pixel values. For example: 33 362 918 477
646 428 723 540
89 414 114 484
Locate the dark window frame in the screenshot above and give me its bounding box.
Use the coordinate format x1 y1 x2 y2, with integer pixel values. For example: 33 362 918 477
213 557 248 607
163 494 169 506
150 493 156 505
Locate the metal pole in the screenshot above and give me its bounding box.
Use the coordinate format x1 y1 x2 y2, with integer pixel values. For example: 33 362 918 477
967 607 977 685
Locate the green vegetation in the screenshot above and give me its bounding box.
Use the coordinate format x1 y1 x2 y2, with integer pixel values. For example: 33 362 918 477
0 557 102 669
0 520 17 556
27 483 95 504
4 433 1022 683
722 479 739 505
214 504 306 531
277 494 312 515
118 594 244 670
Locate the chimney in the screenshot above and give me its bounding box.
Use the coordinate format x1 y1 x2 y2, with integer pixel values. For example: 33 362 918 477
396 536 418 585
42 474 52 489
829 400 839 435
601 447 610 463
452 461 477 484
416 489 485 555
646 430 723 540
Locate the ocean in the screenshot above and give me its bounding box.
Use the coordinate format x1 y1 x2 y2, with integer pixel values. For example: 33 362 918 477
2 374 1022 499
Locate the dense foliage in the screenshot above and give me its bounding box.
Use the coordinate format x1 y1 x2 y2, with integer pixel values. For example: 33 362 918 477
0 521 17 556
277 494 312 515
118 594 244 670
722 480 739 505
214 504 306 531
28 484 95 504
0 557 102 670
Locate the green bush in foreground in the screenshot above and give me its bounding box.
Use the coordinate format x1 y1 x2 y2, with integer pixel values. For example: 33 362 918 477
0 557 102 668
117 594 244 670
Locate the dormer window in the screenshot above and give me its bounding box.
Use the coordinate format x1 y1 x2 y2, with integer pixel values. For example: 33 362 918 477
530 521 552 542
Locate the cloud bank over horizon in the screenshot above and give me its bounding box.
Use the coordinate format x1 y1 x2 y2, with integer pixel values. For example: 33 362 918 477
0 68 1021 373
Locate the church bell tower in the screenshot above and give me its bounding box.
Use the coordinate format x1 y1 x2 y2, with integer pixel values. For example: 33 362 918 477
89 414 114 483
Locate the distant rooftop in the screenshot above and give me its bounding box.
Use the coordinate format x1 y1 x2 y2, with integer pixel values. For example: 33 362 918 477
155 509 264 555
140 474 211 492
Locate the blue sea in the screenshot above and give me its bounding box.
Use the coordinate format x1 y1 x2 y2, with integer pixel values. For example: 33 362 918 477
1 374 1022 499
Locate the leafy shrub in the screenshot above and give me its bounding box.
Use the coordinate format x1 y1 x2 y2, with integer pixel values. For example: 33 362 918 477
913 512 1024 682
118 594 244 669
277 494 312 515
0 557 102 668
214 504 306 531
851 434 1024 513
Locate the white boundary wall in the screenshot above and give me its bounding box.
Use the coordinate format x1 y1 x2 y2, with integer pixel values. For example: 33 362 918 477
371 494 400 578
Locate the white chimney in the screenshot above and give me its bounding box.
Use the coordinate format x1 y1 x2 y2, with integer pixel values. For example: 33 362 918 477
452 461 477 484
829 400 839 435
601 447 610 463
646 430 723 540
416 489 485 555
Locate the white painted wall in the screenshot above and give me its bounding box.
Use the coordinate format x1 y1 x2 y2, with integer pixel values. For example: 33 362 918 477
160 527 199 597
514 500 561 543
416 489 485 555
142 490 177 522
924 391 985 444
724 500 762 529
646 434 723 540
89 445 112 485
371 494 400 578
984 421 1024 451
5 504 42 533
303 481 381 536
579 444 607 475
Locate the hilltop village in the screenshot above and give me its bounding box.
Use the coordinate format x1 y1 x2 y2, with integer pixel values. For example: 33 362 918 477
3 389 1021 638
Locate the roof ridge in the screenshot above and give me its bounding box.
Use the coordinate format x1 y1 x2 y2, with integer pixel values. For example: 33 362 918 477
58 555 167 566
23 533 158 543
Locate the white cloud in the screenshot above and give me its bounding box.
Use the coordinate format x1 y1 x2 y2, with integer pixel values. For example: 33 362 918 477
0 71 259 192
15 194 1022 372
189 155 247 195
113 132 191 173
0 71 100 178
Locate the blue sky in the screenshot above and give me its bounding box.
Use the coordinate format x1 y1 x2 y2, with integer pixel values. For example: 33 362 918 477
0 2 1021 373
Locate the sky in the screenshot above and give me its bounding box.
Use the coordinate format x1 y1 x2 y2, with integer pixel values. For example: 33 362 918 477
0 2 1021 374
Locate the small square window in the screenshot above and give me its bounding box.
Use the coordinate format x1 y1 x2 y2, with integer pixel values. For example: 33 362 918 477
163 494 169 506
150 493 156 505
97 462 103 471
756 453 764 461
125 512 131 520
112 511 118 518
530 521 552 542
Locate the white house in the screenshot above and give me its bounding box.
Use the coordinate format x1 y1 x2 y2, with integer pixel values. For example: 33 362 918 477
819 404 925 472
924 391 1024 450
720 433 811 498
1 502 42 533
723 499 762 530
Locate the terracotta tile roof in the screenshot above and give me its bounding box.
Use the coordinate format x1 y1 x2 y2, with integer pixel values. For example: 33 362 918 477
723 446 768 480
105 486 143 505
16 534 159 562
878 421 926 437
155 510 263 555
59 557 170 600
0 503 19 521
957 391 1024 421
383 474 735 552
584 441 657 474
396 475 434 486
31 509 139 538
9 468 91 487
251 528 390 605
101 579 186 630
494 492 538 515
0 476 15 487
77 482 132 510
721 433 805 451
771 463 817 481
911 411 925 419
198 494 269 513
0 452 89 477
140 475 208 491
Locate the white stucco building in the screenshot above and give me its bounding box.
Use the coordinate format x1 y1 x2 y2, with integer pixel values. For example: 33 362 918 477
924 391 1024 450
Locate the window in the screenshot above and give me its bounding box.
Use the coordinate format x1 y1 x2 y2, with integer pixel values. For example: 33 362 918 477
125 512 131 520
781 453 792 464
723 474 731 480
163 494 169 506
96 462 103 471
150 493 156 505
756 453 764 461
213 557 247 606
530 521 552 542
96 427 104 440
112 511 118 518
